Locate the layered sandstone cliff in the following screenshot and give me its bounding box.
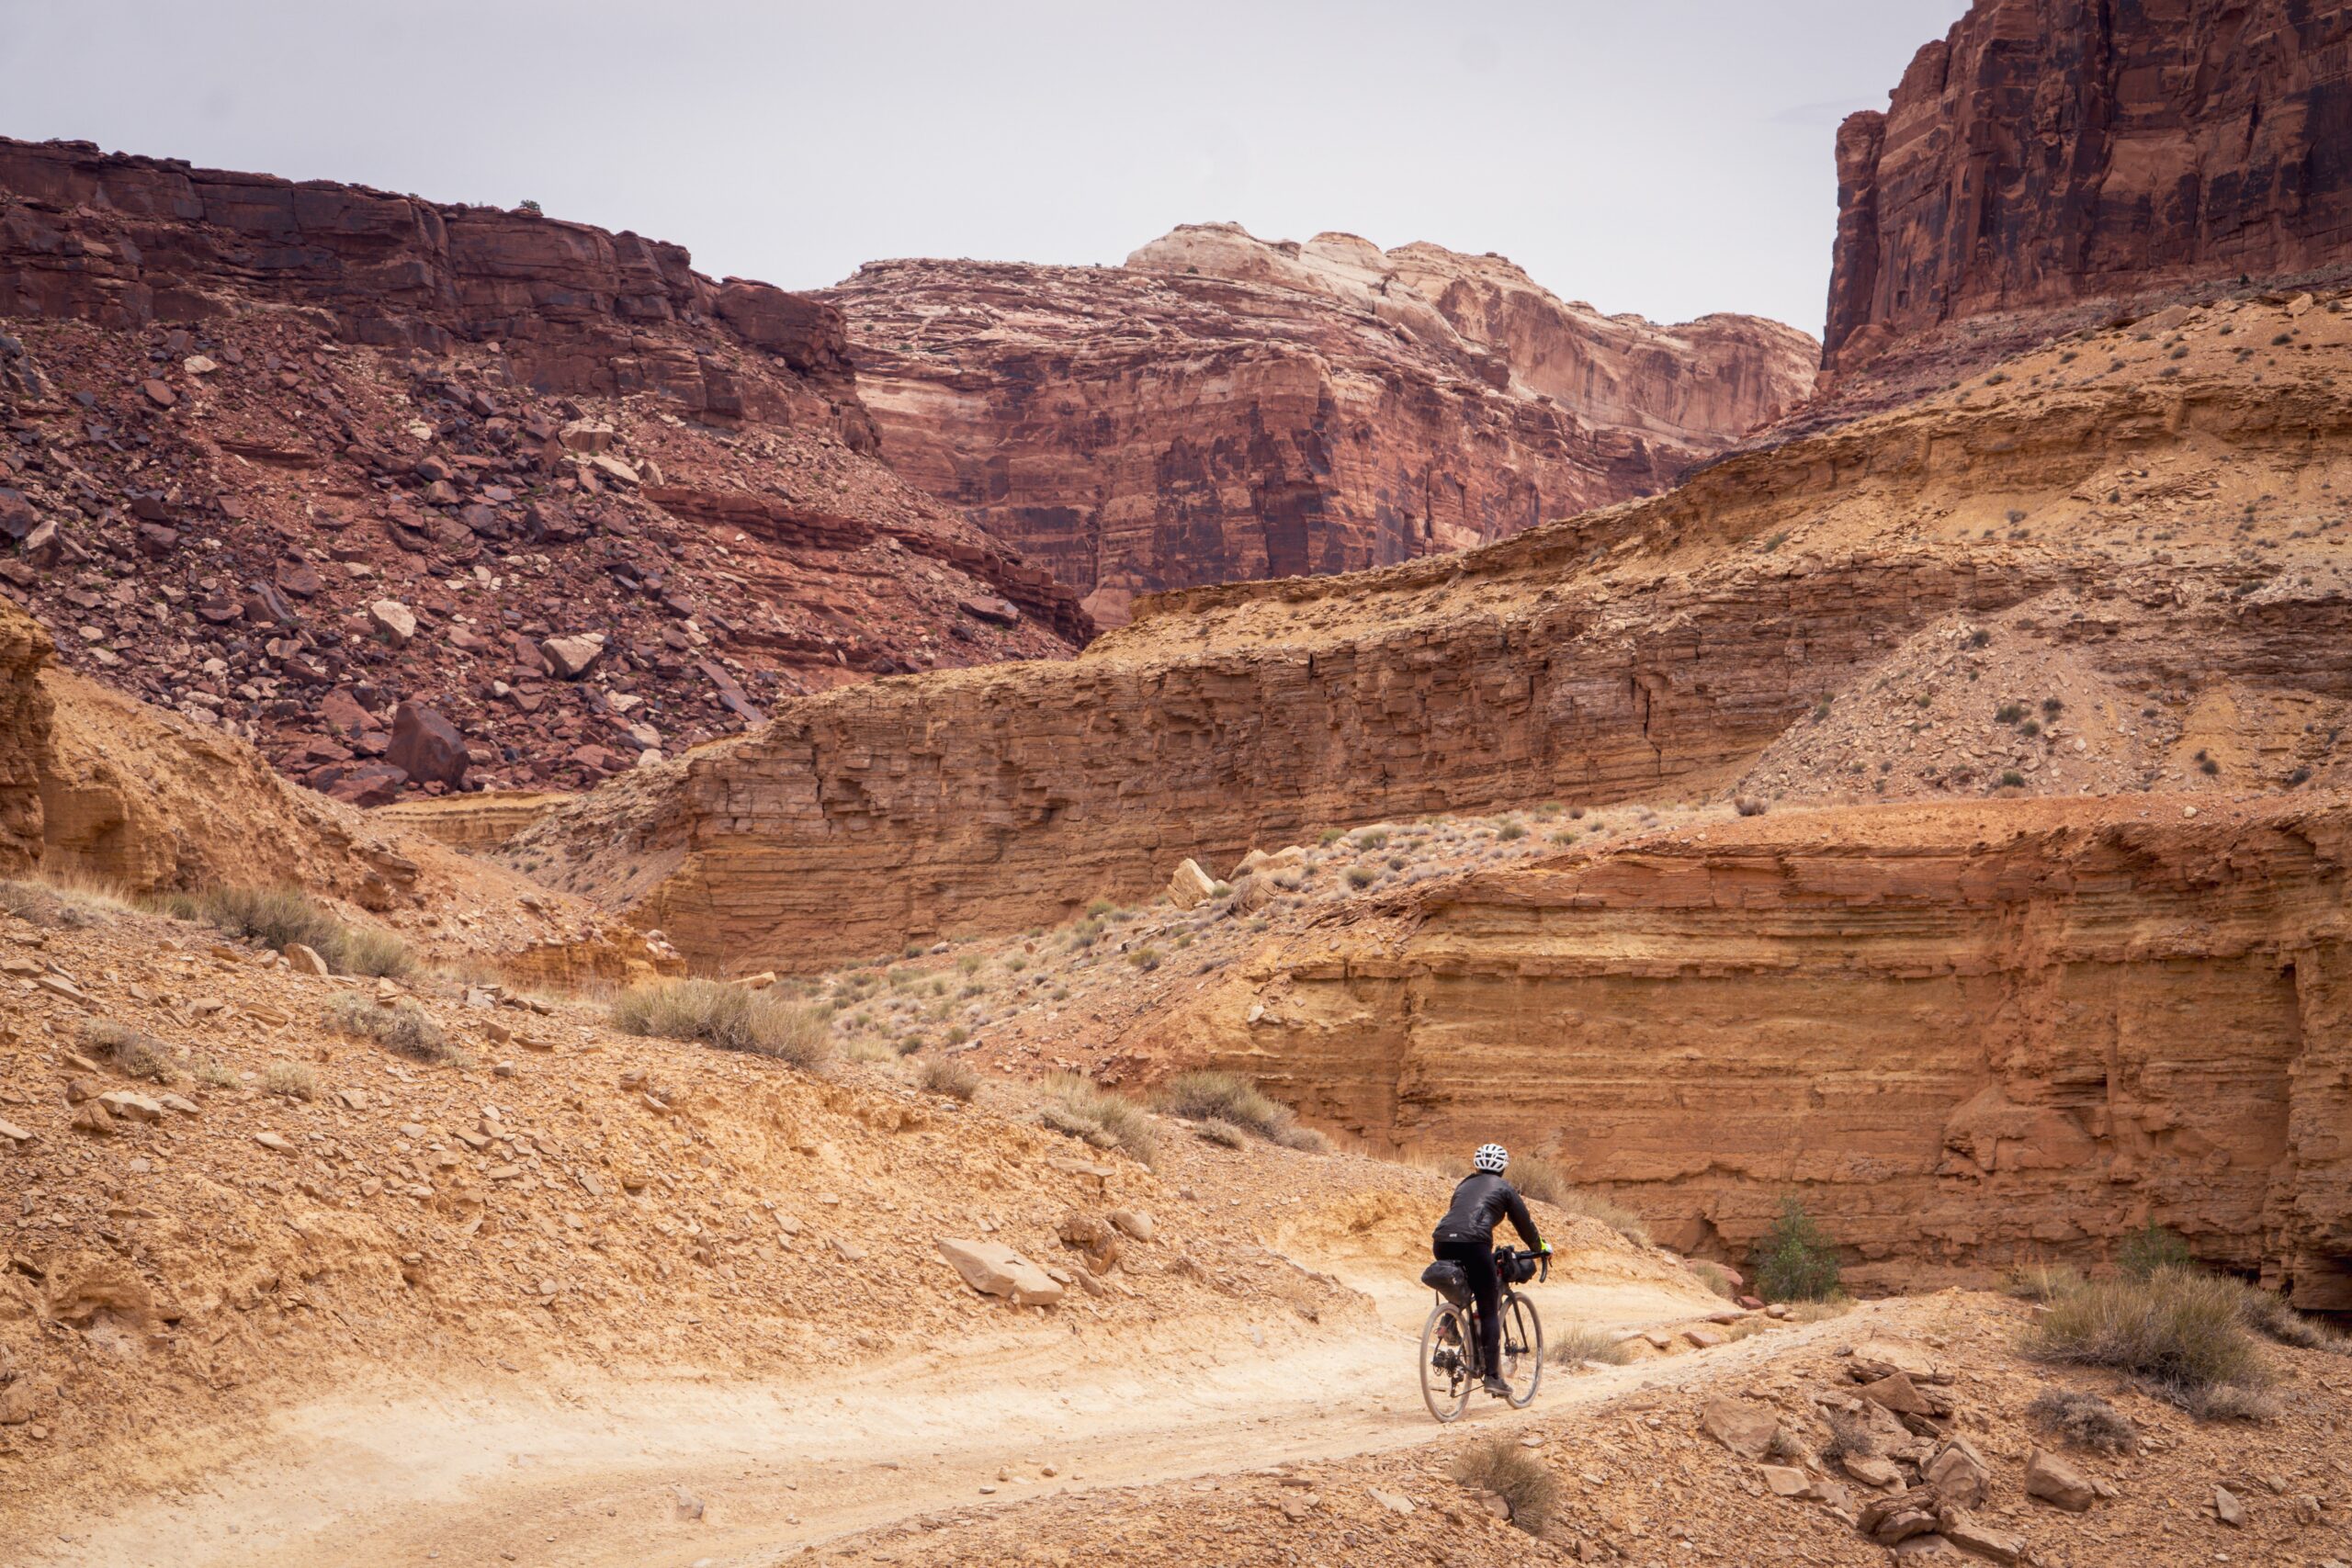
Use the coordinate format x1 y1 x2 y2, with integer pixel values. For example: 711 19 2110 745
1175 795 2352 1313
821 226 1814 623
0 138 1089 795
1822 0 2352 401
508 289 2352 970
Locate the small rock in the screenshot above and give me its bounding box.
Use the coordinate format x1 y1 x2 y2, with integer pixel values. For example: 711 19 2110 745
286 943 330 976
2024 1448 2097 1512
1699 1396 1781 1461
937 1237 1063 1305
1760 1464 1815 1499
540 632 606 679
1368 1486 1415 1516
368 599 418 645
2213 1483 2245 1528
1108 1208 1156 1242
673 1484 704 1522
254 1132 295 1156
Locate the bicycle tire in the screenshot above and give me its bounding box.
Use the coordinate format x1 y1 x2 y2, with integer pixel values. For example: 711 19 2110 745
1499 1293 1543 1408
1419 1301 1473 1423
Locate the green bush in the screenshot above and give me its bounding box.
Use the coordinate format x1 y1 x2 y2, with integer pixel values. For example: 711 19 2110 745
609 978 829 1066
2027 1265 2270 1412
2118 1220 2194 1278
1751 1199 1842 1302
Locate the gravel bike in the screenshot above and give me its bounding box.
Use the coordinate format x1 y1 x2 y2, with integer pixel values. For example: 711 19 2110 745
1419 1246 1546 1422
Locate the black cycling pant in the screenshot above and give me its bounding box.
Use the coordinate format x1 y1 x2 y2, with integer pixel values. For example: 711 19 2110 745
1433 1236 1501 1379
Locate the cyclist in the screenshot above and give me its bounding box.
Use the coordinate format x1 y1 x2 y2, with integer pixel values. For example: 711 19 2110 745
1432 1143 1549 1397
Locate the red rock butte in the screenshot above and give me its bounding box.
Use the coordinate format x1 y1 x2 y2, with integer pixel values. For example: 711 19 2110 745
822 224 1816 624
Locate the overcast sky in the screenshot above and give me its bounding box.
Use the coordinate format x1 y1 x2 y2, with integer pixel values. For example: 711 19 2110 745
4 1 1972 338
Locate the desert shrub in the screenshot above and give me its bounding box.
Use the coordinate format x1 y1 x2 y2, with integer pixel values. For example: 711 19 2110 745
1317 828 1346 846
2233 1280 2349 1352
920 1055 978 1100
1041 1073 1157 1165
1547 1323 1632 1368
1782 1296 1854 1324
1734 796 1768 817
1127 946 1163 972
1819 1408 1883 1463
609 978 829 1066
2117 1220 2194 1278
183 885 413 976
1152 1071 1306 1145
0 875 130 927
1193 1118 1248 1149
1996 704 2026 724
1274 1122 1330 1154
2026 1388 2139 1453
2003 1259 2086 1303
79 1020 172 1081
2000 771 2026 788
193 1060 240 1090
328 992 449 1061
1449 1438 1560 1535
1690 1260 1737 1300
1350 830 1389 851
1751 1199 1842 1302
265 1061 317 1101
1510 1156 1649 1247
1496 820 1528 841
1345 866 1377 890
2027 1265 2270 1412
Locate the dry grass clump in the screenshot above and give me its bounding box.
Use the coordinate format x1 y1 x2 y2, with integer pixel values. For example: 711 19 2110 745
1152 1070 1325 1151
1042 1073 1158 1165
919 1055 978 1100
193 1060 240 1090
0 874 132 927
1547 1323 1633 1368
328 992 450 1062
2026 1388 2138 1453
1690 1260 1737 1299
1819 1408 1883 1464
1193 1118 1249 1149
78 1019 173 1081
2004 1259 2087 1302
164 886 414 976
264 1061 317 1101
2026 1265 2273 1416
2234 1280 2350 1353
1782 1297 1856 1324
1449 1438 1560 1535
610 978 829 1066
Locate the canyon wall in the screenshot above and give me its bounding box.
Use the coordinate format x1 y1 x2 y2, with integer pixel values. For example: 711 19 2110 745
1825 0 2352 385
509 293 2352 969
0 137 1090 798
1181 795 2352 1313
822 226 1814 624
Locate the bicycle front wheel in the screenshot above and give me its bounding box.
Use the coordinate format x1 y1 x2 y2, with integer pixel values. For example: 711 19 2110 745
1419 1301 1474 1423
1498 1294 1543 1408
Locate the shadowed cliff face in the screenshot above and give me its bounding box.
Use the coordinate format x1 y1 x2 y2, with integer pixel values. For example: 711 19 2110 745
1178 795 2352 1314
1824 0 2352 388
821 225 1815 625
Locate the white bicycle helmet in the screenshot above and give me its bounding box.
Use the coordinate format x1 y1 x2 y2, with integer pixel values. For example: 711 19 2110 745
1474 1143 1510 1173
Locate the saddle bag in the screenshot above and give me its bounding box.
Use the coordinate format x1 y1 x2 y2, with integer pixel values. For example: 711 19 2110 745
1419 1259 1472 1308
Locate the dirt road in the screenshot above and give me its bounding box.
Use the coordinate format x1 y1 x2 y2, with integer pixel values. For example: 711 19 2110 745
15 1262 1798 1568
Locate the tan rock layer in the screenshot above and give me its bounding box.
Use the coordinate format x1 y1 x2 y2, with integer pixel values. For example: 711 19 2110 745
0 597 50 873
509 333 2352 973
1188 795 2352 1312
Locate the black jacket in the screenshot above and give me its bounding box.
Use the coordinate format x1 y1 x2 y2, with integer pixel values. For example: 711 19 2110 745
1433 1171 1543 1251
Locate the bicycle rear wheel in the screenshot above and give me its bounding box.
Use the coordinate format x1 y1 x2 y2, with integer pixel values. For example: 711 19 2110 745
1419 1301 1474 1423
1498 1294 1544 1408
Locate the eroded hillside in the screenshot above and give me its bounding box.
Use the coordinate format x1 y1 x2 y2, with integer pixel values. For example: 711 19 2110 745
507 288 2352 971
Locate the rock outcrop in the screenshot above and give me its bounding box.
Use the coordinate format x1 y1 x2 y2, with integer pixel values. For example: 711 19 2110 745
0 137 1091 796
0 592 51 872
823 225 1815 623
507 289 2352 971
1822 0 2352 400
1177 795 2352 1312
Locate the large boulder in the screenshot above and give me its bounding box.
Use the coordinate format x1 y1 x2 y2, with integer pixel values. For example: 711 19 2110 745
540 633 606 679
387 701 468 787
1699 1396 1782 1461
937 1238 1063 1305
2024 1449 2096 1512
1165 857 1216 910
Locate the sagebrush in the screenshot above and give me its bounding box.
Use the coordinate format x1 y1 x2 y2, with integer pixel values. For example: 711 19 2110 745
610 978 829 1066
1042 1073 1157 1165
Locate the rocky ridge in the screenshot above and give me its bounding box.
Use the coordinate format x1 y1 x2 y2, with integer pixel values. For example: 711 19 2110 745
822 223 1814 623
0 136 1090 799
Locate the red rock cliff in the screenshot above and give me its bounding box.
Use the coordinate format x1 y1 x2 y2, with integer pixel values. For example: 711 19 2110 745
822 225 1815 624
1826 0 2352 382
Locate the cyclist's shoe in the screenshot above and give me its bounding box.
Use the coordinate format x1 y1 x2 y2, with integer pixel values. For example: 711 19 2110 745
1482 1375 1511 1398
